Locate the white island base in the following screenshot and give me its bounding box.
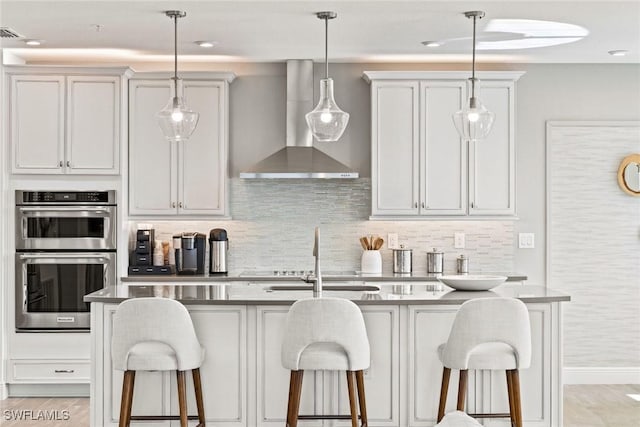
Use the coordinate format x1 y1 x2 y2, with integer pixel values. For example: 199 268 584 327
88 284 568 427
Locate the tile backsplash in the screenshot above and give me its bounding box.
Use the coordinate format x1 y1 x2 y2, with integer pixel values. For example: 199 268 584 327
129 179 515 274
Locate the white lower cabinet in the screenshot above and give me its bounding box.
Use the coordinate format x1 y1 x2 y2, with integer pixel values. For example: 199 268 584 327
92 301 561 427
9 359 90 383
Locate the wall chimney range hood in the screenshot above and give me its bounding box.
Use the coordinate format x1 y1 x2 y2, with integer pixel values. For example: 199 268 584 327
239 60 358 179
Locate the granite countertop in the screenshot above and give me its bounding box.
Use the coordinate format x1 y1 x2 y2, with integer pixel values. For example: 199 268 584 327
121 271 528 283
86 283 569 305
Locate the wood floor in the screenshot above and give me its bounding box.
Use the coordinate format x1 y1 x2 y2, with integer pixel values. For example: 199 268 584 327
0 385 638 426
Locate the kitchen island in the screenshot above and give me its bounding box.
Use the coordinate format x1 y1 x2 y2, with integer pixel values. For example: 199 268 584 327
86 283 569 427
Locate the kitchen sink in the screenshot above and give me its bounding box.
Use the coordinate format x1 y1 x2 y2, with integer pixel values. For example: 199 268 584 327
266 284 381 292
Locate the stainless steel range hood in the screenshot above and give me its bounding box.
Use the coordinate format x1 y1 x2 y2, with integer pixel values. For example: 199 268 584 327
240 60 358 179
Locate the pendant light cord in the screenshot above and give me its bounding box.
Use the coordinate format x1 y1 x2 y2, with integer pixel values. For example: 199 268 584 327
470 13 477 100
173 13 178 98
324 16 329 80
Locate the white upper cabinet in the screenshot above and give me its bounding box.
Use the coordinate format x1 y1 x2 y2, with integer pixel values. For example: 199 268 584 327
8 68 129 175
364 71 523 219
128 73 234 217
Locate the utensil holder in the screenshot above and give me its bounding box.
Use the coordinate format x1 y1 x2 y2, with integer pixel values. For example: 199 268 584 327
361 250 382 274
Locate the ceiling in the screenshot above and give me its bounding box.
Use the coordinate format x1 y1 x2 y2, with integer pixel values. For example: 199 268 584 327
1 0 638 65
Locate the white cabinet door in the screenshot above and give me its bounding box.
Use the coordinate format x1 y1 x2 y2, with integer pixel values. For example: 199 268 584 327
66 76 120 174
129 80 178 215
333 306 400 427
469 81 515 215
408 306 460 426
178 81 227 215
256 307 322 427
371 81 420 216
11 75 65 173
420 81 467 215
169 307 246 426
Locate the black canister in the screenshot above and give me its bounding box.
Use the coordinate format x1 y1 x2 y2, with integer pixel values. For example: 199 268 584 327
209 228 229 274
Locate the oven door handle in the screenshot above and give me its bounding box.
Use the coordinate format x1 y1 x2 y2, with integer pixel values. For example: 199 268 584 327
18 207 110 214
18 254 109 261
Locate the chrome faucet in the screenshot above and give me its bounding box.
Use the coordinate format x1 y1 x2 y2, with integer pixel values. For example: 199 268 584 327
310 227 323 297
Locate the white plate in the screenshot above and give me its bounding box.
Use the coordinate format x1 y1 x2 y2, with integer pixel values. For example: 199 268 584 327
437 275 508 291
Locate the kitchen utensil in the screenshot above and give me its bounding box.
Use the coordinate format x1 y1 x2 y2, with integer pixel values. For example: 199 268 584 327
373 237 384 250
426 248 444 273
360 236 369 251
392 246 413 273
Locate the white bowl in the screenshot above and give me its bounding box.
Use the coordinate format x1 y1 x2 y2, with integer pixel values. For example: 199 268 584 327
437 275 508 291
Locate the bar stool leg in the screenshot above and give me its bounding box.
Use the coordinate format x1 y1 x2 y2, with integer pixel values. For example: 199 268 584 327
511 369 523 427
287 370 304 427
119 370 135 427
177 370 188 427
346 371 359 427
192 368 206 426
437 367 451 422
506 370 516 427
457 370 468 411
355 370 368 427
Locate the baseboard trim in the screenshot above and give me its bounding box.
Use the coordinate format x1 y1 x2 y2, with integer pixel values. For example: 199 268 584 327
8 383 89 397
1 383 8 400
564 367 640 384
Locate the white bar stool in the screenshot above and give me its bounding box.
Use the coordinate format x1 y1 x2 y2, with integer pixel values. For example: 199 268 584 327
436 297 531 427
112 297 206 427
281 297 370 427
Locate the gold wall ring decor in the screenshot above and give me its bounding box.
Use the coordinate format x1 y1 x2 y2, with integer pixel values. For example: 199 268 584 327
617 153 640 196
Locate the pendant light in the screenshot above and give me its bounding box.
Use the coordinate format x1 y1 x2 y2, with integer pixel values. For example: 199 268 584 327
305 11 349 142
157 10 199 142
452 11 495 142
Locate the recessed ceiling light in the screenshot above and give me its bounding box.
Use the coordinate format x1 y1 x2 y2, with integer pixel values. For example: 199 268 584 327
195 41 216 48
24 39 42 46
608 50 629 56
421 41 441 47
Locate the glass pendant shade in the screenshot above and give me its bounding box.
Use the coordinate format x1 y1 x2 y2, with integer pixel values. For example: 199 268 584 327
453 10 495 142
452 96 495 142
157 78 199 142
306 78 350 142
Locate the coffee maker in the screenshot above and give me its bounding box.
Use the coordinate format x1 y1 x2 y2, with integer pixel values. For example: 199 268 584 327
174 232 206 275
209 228 229 274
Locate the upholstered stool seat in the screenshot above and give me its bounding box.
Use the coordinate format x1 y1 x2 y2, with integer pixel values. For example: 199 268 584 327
282 297 370 427
436 297 531 427
112 297 206 427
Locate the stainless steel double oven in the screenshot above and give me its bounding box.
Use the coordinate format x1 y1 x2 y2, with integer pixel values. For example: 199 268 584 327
15 190 117 331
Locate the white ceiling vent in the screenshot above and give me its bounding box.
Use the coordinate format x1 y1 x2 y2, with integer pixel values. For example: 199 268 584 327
0 27 22 38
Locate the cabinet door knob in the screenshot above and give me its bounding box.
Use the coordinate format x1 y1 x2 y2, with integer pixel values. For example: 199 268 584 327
421 202 425 208
59 161 63 167
66 161 70 167
414 202 418 208
471 202 475 209
171 202 176 208
179 202 183 208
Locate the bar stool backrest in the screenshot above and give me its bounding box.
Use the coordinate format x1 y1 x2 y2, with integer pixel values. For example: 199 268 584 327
111 297 202 371
281 297 370 371
441 297 531 369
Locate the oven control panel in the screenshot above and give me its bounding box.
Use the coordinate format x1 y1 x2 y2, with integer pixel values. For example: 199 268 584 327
16 191 115 205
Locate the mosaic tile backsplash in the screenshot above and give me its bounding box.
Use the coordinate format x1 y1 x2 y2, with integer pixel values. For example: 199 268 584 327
128 179 515 274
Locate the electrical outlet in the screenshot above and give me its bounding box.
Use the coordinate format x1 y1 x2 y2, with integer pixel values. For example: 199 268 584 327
454 233 465 249
518 233 535 249
388 233 398 249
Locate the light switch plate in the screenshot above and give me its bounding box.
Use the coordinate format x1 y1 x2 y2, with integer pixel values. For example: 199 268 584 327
454 233 465 249
519 233 535 249
388 233 398 249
